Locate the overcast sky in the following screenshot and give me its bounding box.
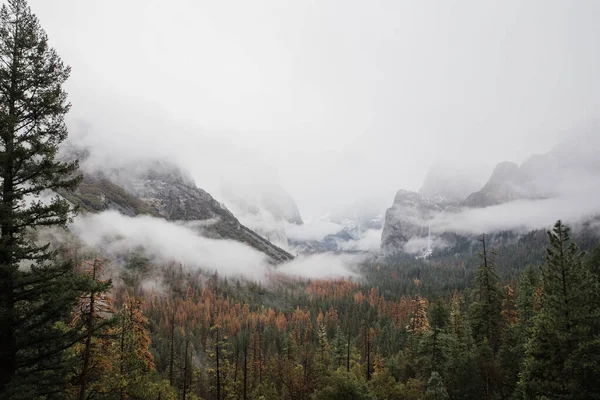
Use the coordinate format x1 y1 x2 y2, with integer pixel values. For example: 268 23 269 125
29 0 600 218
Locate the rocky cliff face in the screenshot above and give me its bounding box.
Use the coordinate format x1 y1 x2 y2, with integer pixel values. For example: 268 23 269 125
380 190 457 256
66 159 294 263
463 161 527 207
381 133 600 257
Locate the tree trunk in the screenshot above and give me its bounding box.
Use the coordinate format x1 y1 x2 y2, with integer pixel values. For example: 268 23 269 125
79 261 98 400
366 335 371 381
182 340 189 400
346 323 351 372
216 328 221 400
120 309 126 400
0 25 19 391
243 338 248 400
169 307 175 386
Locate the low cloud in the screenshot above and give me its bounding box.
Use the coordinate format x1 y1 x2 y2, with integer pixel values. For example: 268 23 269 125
276 253 361 279
284 220 344 242
339 229 383 252
71 211 270 280
431 190 600 236
69 210 359 281
403 236 449 254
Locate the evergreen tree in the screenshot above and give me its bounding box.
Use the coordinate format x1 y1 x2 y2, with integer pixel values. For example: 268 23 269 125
520 220 600 399
469 235 503 399
0 0 80 395
317 322 329 364
469 235 503 354
585 244 600 278
415 301 448 381
425 371 449 400
498 267 538 398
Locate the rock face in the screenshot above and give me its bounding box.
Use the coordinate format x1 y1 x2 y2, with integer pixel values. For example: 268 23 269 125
67 159 294 263
381 190 456 256
463 161 526 207
381 153 555 256
381 131 600 257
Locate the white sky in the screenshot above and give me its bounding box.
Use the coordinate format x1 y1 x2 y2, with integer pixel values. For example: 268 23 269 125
28 0 600 218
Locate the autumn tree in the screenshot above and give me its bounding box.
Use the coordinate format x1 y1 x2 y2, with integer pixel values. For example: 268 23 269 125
71 259 114 400
116 295 155 399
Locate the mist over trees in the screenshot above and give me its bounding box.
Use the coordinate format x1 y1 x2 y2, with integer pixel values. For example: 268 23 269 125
0 1 599 399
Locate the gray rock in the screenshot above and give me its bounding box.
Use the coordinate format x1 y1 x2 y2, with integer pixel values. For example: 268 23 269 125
380 190 455 256
67 158 294 264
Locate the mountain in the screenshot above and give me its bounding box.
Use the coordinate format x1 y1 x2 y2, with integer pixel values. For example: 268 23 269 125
61 159 294 263
381 134 600 257
381 190 458 256
462 161 530 207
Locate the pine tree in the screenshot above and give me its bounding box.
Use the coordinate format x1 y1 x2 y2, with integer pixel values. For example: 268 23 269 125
317 322 329 363
469 235 503 354
499 267 538 398
426 371 449 400
0 0 80 395
469 235 503 399
416 301 448 381
520 220 600 399
585 244 600 278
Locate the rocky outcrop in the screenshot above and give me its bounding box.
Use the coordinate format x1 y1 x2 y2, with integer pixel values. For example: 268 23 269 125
66 159 294 263
381 190 457 256
463 161 526 207
381 131 600 257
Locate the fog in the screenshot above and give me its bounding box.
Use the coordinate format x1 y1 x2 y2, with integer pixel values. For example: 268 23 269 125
386 128 600 256
70 211 358 280
28 0 600 219
72 211 270 280
13 0 600 274
431 192 600 237
277 253 361 280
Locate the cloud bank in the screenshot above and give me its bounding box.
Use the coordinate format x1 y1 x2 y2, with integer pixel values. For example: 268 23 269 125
69 211 359 281
276 253 361 280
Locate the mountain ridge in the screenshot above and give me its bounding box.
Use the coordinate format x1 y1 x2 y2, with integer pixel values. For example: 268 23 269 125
61 157 294 263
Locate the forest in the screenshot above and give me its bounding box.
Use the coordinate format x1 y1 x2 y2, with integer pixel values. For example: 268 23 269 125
1 0 600 399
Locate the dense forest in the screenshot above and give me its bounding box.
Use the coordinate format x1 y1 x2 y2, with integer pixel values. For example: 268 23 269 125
4 220 600 400
1 1 600 399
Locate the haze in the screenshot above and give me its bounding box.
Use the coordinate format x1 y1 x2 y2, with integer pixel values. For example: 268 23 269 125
30 0 600 218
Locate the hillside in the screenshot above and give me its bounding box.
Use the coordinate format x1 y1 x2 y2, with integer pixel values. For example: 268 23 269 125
61 159 294 263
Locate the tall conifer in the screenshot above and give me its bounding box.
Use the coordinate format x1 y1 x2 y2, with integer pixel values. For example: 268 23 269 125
0 0 80 395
